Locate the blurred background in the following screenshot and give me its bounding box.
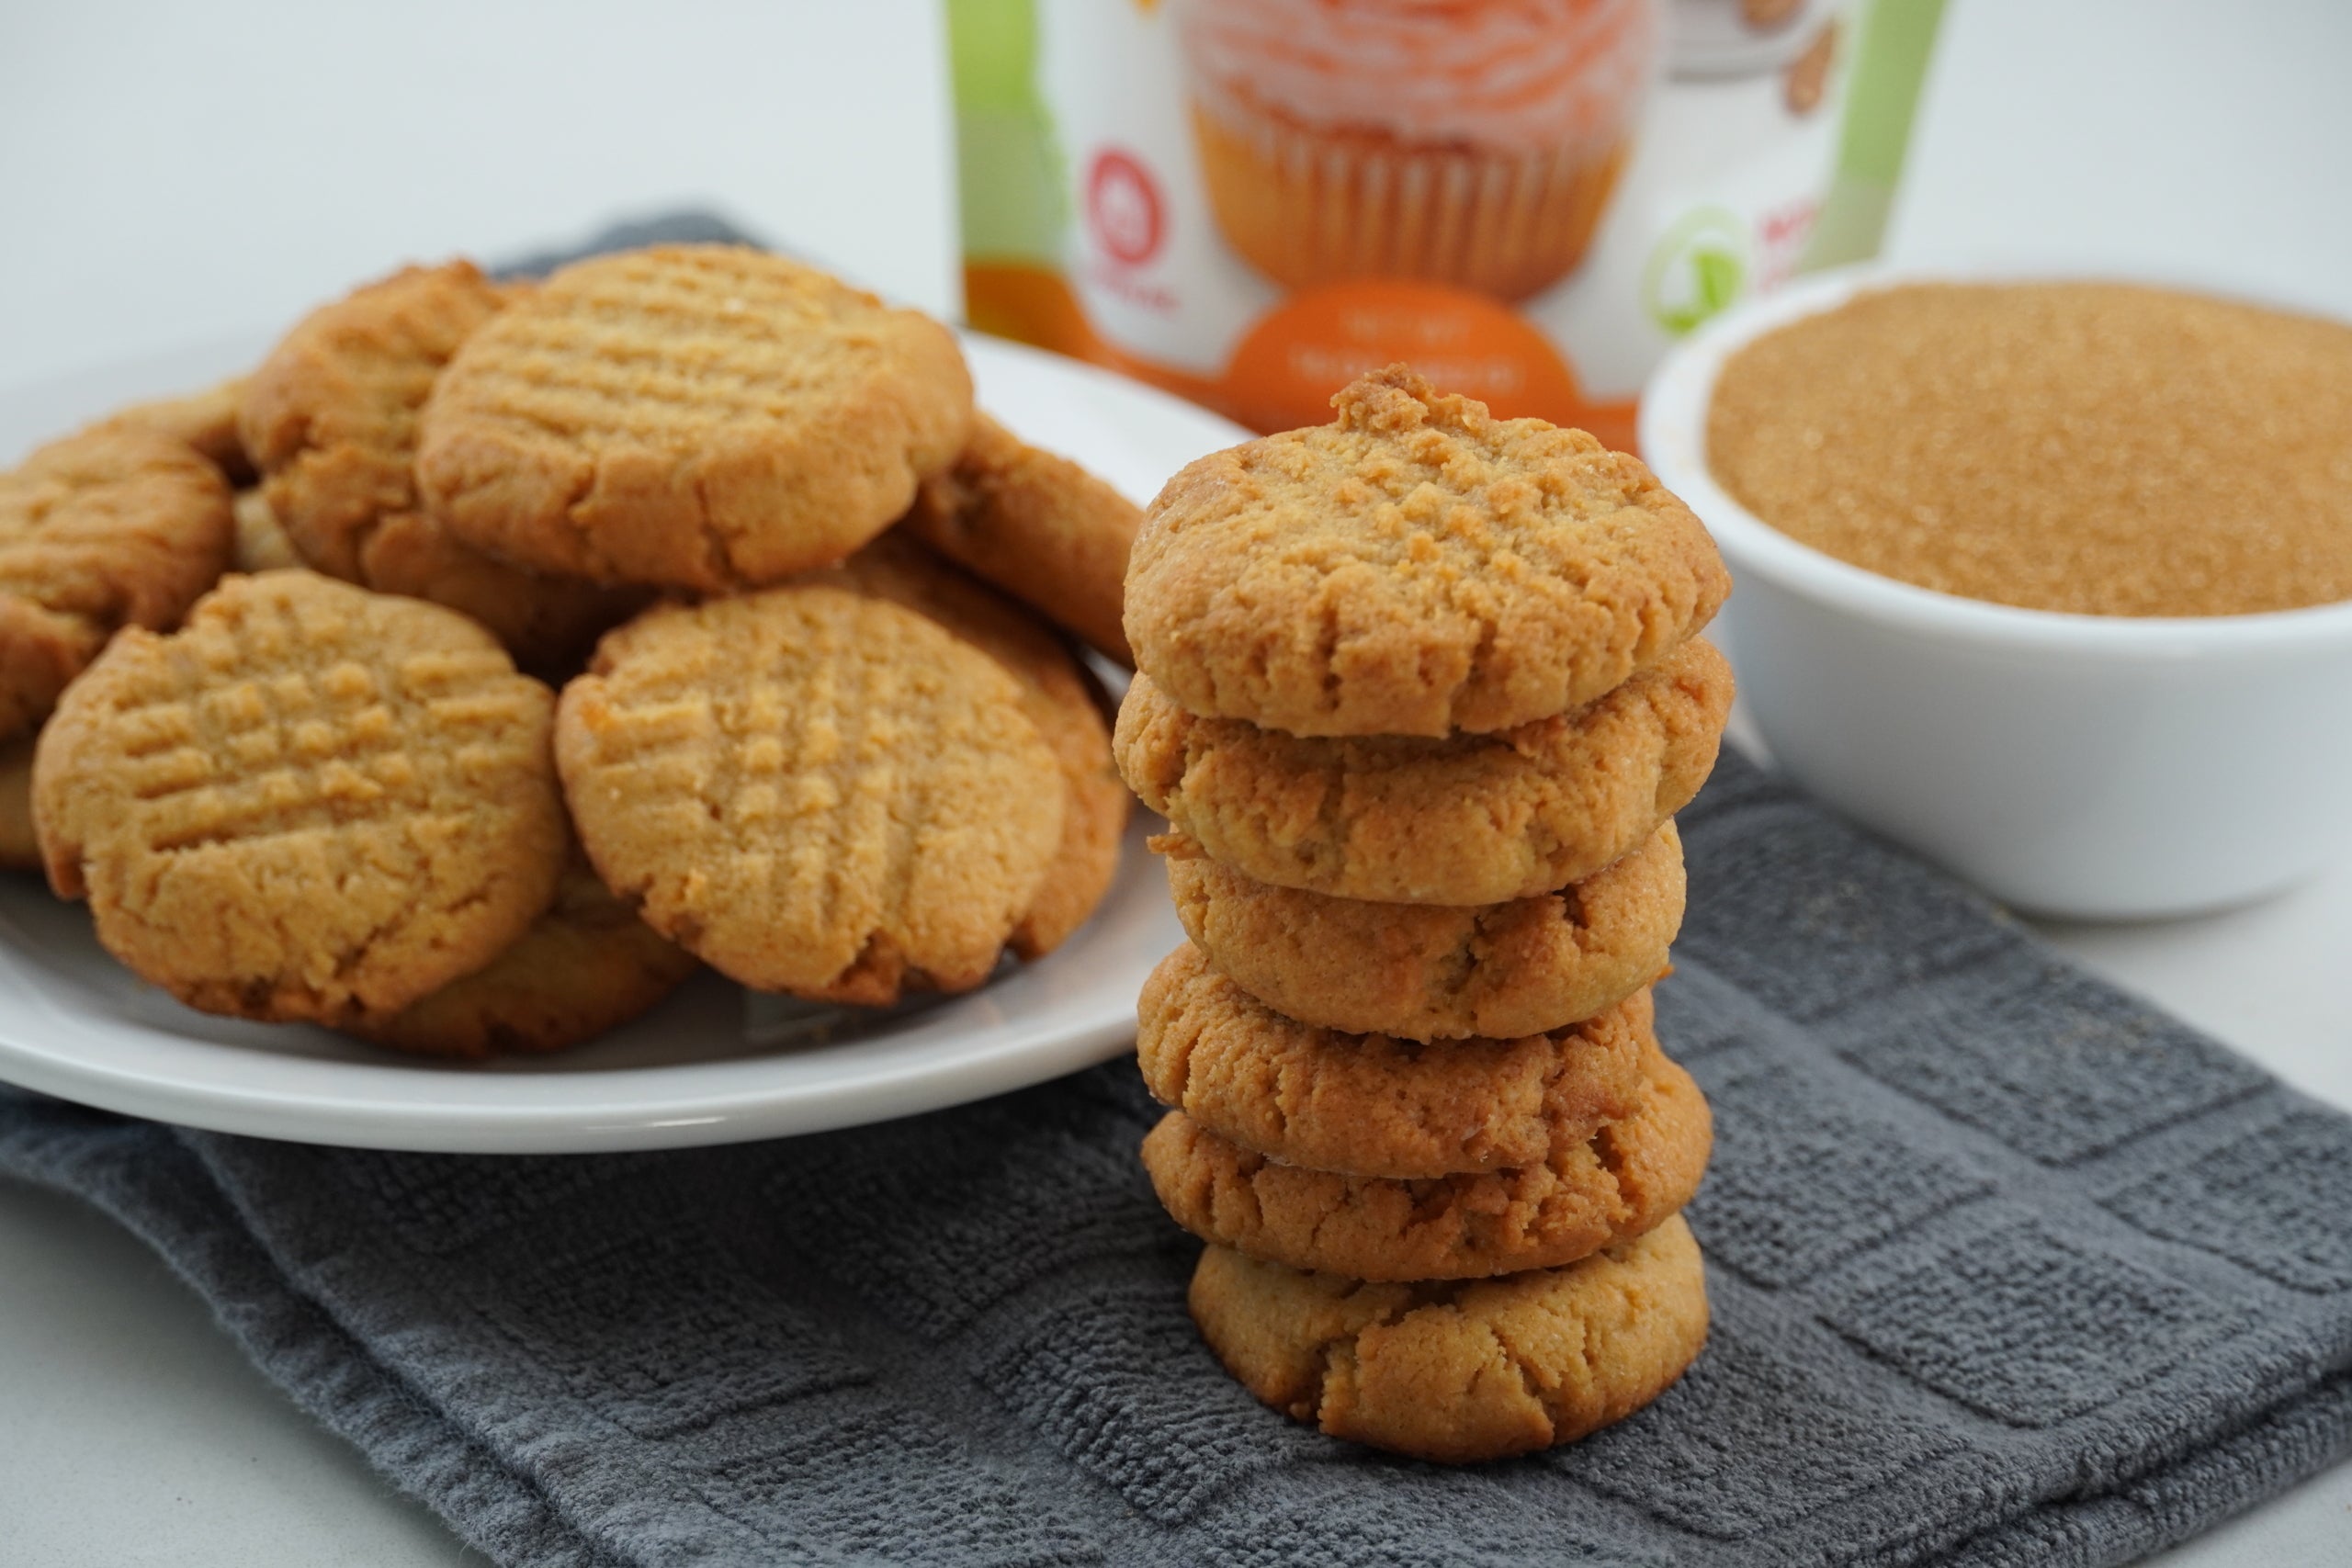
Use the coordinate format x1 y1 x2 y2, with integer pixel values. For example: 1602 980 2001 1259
6 0 2350 388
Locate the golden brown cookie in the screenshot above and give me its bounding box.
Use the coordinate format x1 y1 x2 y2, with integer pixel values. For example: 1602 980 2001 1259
232 490 301 573
555 586 1065 1004
0 426 234 743
1137 943 1654 1178
1125 366 1729 738
1140 1038 1710 1280
1191 1213 1708 1463
1117 638 1731 905
416 245 973 592
0 737 37 871
97 377 255 485
808 534 1127 959
240 260 642 673
342 854 698 1057
1161 823 1681 1039
33 570 567 1022
900 412 1142 664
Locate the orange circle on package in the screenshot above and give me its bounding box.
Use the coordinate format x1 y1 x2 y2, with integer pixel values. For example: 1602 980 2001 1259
1216 280 1583 434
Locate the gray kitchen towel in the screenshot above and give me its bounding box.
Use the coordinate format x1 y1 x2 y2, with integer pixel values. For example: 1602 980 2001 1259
3 750 2349 1568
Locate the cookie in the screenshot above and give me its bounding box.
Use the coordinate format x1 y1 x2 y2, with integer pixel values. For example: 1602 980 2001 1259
1140 1037 1710 1280
33 570 567 1022
97 377 255 485
1117 638 1731 905
240 260 642 673
232 490 301 573
555 586 1065 1004
1125 366 1729 738
0 425 234 742
1161 822 1681 1039
0 738 37 871
900 412 1142 663
343 854 698 1057
809 534 1127 959
416 245 974 592
1190 1213 1708 1463
1137 942 1654 1178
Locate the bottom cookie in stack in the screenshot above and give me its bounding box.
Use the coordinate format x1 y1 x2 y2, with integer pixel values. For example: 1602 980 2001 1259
1191 1215 1709 1464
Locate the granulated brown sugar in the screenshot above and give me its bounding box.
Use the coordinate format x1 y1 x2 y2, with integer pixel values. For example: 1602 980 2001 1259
1706 281 2352 617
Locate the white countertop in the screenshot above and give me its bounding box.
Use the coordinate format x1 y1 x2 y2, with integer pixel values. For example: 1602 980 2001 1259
4 1 2350 1561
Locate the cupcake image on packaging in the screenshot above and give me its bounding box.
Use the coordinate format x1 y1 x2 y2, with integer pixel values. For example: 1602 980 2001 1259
1175 0 1660 302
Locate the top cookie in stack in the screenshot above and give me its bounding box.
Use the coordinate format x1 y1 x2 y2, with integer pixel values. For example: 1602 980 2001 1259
1125 364 1727 739
1114 367 1736 1463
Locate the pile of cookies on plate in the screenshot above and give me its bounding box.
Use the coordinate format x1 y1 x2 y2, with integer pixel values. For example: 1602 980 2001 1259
1115 367 1736 1461
0 244 1138 1055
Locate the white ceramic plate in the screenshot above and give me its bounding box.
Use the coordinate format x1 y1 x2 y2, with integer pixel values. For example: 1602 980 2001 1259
0 330 1245 1153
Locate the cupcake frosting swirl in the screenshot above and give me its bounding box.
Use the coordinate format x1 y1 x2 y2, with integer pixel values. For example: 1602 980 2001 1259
1178 0 1658 152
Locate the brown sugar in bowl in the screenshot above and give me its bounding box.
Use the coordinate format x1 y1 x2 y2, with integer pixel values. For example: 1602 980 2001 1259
1704 279 2352 619
1641 265 2352 919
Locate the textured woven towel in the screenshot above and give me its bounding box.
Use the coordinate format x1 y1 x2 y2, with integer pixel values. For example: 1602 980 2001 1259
4 750 2350 1567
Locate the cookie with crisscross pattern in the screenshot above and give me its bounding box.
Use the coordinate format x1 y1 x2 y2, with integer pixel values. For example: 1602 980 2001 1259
554 586 1065 1004
806 533 1127 961
0 425 234 743
417 245 973 592
240 260 642 672
1125 366 1729 738
33 570 566 1021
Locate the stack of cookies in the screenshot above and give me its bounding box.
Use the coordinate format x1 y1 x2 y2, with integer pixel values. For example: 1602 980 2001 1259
5 243 1143 1055
1114 367 1736 1462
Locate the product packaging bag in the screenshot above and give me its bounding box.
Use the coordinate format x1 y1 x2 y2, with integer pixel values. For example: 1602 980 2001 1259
949 0 1943 448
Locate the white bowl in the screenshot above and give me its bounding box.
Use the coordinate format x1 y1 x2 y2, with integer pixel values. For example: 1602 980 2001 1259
1641 263 2352 919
